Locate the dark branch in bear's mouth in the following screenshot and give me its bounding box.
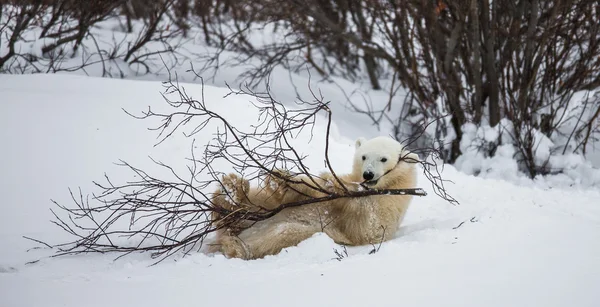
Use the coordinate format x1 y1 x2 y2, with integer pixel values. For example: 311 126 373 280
363 179 379 187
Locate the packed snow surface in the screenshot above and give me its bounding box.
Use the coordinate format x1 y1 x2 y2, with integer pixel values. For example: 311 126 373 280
1 74 599 307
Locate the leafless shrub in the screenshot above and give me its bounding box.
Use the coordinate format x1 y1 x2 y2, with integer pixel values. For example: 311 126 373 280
198 0 600 178
0 3 45 69
1 0 189 76
4 0 597 178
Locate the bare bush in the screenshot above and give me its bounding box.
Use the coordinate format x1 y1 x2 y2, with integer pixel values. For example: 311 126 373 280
0 3 45 69
1 0 189 76
197 0 600 178
3 0 598 179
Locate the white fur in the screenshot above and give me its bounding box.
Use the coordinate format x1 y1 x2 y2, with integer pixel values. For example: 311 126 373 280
210 136 419 260
354 136 419 183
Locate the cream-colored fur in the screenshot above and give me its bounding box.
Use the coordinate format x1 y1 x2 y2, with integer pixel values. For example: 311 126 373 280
208 136 418 260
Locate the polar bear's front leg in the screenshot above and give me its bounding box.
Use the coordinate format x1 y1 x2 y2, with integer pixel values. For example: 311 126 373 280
320 173 363 193
265 170 360 203
264 170 327 202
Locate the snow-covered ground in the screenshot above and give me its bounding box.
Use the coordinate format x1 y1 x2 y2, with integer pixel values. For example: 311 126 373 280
1 74 599 307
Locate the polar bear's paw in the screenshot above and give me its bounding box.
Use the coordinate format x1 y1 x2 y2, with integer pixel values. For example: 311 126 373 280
221 173 250 206
324 177 335 189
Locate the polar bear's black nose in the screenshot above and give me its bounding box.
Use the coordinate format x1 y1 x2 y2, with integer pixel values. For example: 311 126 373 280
363 171 374 181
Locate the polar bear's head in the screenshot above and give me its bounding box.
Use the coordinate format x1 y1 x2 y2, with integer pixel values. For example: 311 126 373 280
352 136 419 188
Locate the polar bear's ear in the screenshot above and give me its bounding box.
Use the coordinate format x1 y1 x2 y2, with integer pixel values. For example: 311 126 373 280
403 152 420 163
355 137 366 149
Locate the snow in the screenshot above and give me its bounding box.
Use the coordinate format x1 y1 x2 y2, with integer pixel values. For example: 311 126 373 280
1 74 600 307
455 120 523 183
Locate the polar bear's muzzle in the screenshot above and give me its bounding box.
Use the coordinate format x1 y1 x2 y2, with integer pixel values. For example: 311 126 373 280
362 170 380 186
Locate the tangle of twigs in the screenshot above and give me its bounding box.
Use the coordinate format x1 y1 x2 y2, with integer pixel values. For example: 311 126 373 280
27 69 458 265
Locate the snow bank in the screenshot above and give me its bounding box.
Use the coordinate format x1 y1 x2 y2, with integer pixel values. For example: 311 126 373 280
455 117 600 189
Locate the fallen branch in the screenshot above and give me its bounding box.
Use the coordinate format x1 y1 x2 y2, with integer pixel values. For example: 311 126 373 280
26 68 455 264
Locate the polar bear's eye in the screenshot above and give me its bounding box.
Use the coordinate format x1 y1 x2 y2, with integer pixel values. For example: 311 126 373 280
362 156 366 161
381 158 387 162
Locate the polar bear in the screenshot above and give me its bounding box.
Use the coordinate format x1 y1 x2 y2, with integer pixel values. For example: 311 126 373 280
208 136 419 260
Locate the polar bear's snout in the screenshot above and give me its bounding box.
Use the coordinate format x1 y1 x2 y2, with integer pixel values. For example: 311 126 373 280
363 171 375 181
